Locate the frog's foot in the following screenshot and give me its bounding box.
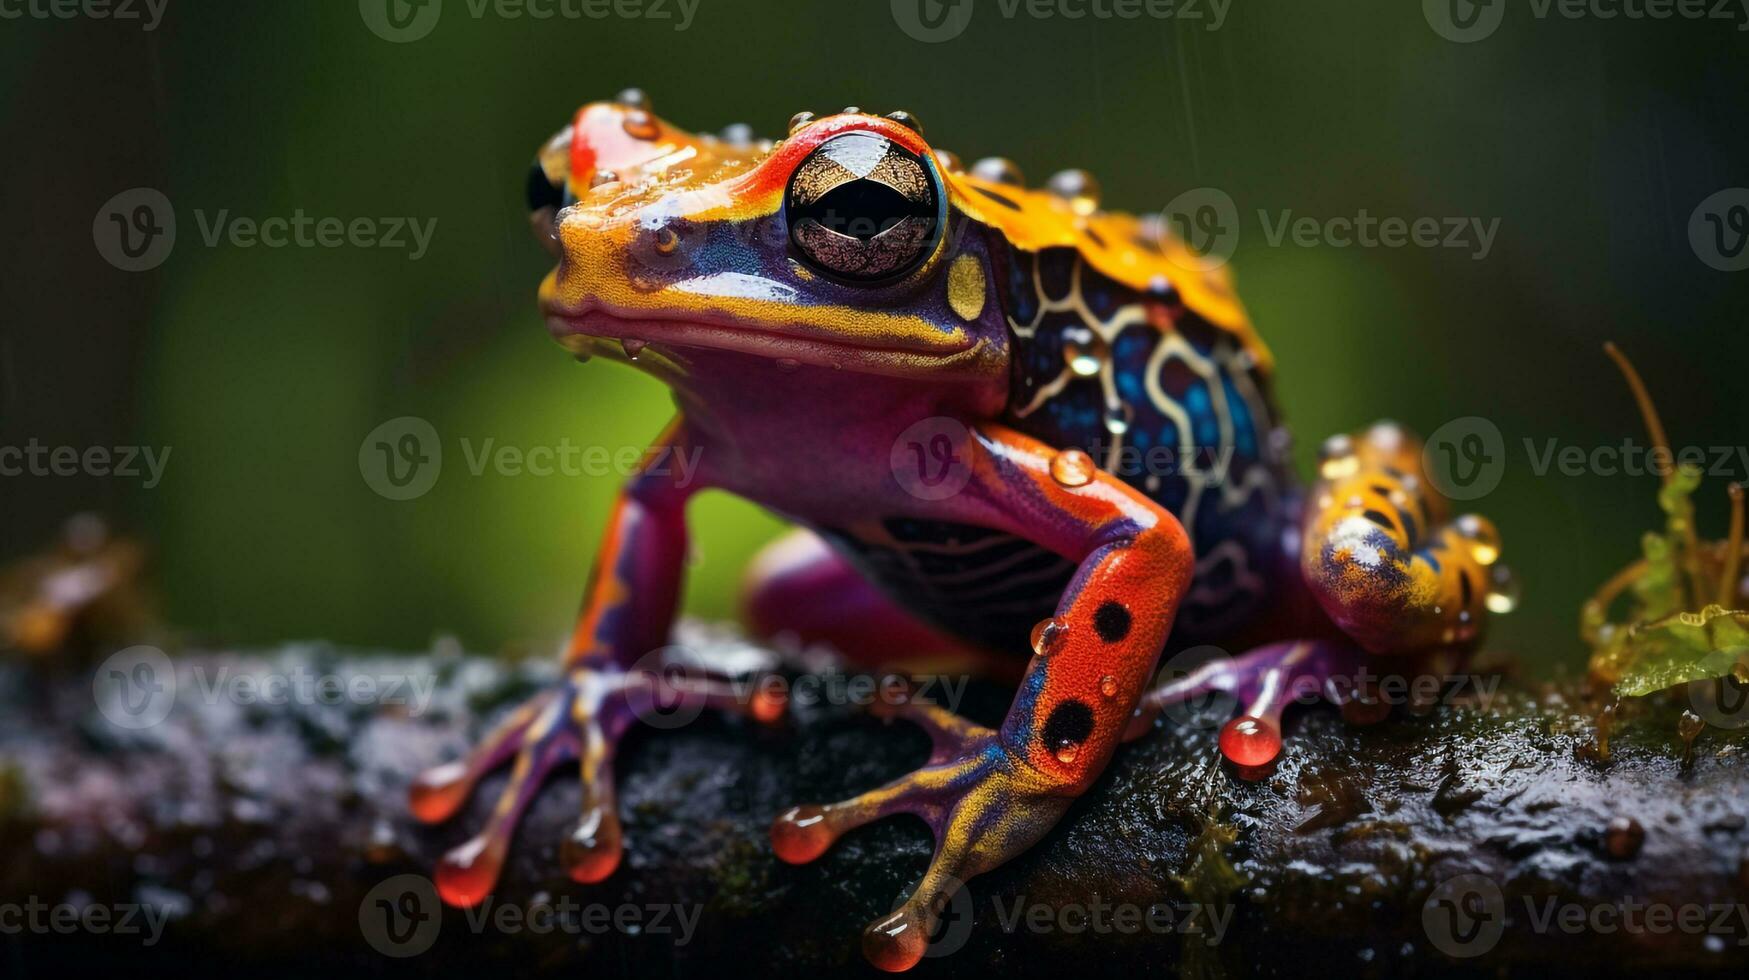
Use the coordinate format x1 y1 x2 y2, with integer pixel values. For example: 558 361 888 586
1127 640 1373 772
771 700 1072 973
410 660 784 906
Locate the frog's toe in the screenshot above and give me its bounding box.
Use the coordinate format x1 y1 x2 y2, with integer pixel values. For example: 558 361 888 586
1129 639 1369 775
423 687 583 906
414 657 786 905
772 705 1073 972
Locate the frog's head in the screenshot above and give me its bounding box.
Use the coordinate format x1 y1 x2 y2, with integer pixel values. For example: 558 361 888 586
528 94 1011 410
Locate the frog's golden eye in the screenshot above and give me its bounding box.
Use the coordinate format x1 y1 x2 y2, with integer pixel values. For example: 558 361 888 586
784 132 943 284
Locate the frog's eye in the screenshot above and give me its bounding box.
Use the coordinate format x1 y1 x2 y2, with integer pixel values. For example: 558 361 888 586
526 159 565 214
785 132 943 284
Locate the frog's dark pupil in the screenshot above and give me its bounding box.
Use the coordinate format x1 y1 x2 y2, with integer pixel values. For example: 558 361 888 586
799 181 932 241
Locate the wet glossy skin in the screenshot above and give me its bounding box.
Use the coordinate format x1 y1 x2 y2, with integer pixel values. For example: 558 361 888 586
413 92 1515 971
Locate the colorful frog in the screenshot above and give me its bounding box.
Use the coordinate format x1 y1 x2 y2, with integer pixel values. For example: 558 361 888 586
410 90 1515 971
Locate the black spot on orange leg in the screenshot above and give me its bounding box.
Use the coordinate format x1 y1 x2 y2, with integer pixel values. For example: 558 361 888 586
775 423 1194 971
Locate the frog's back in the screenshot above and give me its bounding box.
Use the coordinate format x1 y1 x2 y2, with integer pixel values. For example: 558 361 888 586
821 175 1297 651
996 240 1294 638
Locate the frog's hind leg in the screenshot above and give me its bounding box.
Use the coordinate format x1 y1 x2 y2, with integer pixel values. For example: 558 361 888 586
1132 422 1513 770
741 528 1011 677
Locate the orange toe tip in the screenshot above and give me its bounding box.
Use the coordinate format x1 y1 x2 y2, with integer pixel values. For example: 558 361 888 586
862 907 928 973
407 762 471 824
770 804 834 865
1218 716 1282 769
562 815 624 884
433 839 503 908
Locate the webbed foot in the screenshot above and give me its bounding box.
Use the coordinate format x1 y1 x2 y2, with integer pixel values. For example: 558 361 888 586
770 700 1072 972
411 658 784 906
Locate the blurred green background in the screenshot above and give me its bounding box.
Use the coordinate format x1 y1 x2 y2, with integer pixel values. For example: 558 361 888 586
2 0 1745 670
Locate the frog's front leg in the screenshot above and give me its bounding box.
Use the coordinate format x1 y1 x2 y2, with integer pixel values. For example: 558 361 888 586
409 417 781 906
770 423 1194 972
1134 421 1512 768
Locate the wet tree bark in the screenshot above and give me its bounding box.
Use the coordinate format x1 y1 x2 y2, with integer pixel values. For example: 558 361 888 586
0 640 1745 978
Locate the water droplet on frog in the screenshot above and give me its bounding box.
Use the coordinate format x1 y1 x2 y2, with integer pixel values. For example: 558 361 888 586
970 157 1024 186
1053 740 1080 764
719 122 755 147
840 105 862 116
1318 434 1359 481
1030 616 1067 655
621 109 660 141
775 357 800 372
1099 675 1118 699
1454 514 1501 566
614 87 651 111
1103 404 1132 436
1485 565 1520 614
1050 449 1096 489
622 338 647 360
885 110 923 135
932 148 962 174
590 169 620 189
1046 169 1100 216
1061 326 1105 378
787 111 815 135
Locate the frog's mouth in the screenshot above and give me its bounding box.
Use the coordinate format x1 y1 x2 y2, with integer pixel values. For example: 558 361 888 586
544 306 982 375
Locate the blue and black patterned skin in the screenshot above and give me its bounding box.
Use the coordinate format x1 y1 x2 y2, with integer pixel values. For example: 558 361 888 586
817 241 1299 653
